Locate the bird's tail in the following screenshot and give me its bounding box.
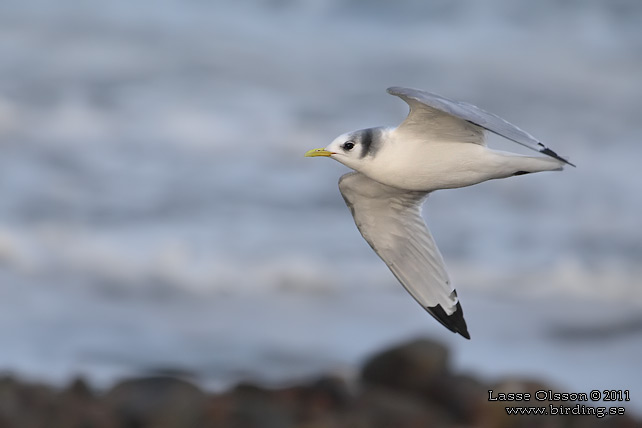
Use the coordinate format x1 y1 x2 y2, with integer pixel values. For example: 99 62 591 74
491 150 566 178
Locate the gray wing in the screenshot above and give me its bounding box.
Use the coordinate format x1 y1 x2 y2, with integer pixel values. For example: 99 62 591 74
388 86 574 166
339 172 470 339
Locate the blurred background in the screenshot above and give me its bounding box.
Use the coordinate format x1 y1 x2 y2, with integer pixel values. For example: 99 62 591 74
0 0 641 416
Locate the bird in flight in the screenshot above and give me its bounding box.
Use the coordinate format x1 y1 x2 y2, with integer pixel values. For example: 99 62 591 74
305 87 573 339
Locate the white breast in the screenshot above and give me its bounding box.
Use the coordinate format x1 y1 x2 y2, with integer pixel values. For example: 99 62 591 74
360 136 497 192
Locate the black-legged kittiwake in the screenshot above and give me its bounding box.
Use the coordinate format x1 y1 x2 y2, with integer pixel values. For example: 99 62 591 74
305 87 574 339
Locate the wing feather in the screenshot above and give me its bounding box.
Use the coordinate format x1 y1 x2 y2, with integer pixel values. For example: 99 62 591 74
387 86 574 166
338 172 470 339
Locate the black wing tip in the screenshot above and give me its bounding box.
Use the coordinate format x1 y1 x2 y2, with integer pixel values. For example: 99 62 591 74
427 301 471 340
539 147 576 168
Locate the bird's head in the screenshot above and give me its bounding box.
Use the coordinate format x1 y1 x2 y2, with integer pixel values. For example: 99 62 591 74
304 127 384 171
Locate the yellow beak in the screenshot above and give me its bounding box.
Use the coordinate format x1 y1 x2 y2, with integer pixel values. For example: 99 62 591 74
304 148 334 157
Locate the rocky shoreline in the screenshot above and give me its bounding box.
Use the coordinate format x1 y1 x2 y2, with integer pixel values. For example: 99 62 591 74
0 339 638 428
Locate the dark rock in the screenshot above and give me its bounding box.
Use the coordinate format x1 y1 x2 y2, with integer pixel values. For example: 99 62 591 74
482 378 571 428
54 376 116 428
105 376 207 428
224 382 294 428
427 373 487 424
600 414 642 428
0 339 640 428
64 377 93 399
220 376 352 428
308 375 352 409
279 375 352 423
352 386 451 428
360 339 488 425
361 338 450 393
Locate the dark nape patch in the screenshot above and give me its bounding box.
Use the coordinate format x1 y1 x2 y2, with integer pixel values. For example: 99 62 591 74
427 300 470 340
513 171 531 176
359 128 375 158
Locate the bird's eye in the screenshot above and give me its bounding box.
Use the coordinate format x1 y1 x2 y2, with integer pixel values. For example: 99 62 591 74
343 141 355 151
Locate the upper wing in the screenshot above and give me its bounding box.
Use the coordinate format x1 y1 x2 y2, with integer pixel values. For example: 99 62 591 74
388 86 574 166
338 172 470 339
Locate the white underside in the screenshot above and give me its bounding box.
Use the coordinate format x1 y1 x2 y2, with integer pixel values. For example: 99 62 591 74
357 134 564 192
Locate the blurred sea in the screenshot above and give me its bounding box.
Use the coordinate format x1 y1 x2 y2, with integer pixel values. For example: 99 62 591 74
1 0 641 412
